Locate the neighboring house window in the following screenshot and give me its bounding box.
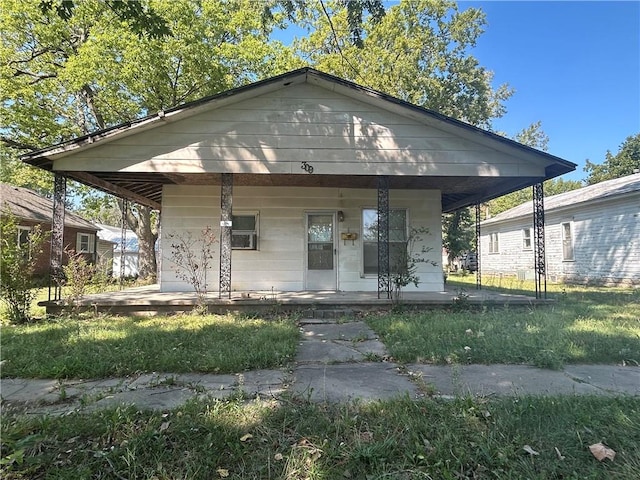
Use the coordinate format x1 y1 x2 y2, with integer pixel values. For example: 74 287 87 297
488 232 499 254
17 226 31 248
522 228 532 250
76 233 95 253
561 222 574 261
231 213 258 250
362 208 407 275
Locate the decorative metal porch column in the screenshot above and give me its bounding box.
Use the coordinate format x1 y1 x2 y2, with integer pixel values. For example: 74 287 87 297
219 173 233 298
48 173 66 301
533 183 547 299
377 176 391 299
475 203 482 290
119 199 128 288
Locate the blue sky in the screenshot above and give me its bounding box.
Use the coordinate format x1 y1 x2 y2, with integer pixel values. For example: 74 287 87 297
461 1 640 182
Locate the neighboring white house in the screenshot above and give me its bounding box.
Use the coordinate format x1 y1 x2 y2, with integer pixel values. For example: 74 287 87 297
96 223 140 278
22 68 576 294
480 173 640 285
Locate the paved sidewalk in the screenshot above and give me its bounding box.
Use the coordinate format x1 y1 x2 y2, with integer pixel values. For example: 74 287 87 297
1 318 638 414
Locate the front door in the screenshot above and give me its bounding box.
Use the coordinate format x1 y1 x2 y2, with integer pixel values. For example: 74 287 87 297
305 213 337 290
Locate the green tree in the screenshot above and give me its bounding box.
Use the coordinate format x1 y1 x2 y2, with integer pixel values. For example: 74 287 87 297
585 133 640 185
1 0 301 280
442 208 474 267
295 0 512 129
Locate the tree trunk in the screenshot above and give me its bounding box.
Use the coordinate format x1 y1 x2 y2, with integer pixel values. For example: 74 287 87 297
136 207 158 281
119 201 158 282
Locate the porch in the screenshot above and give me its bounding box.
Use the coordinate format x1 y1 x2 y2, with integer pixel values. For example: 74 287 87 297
40 284 550 316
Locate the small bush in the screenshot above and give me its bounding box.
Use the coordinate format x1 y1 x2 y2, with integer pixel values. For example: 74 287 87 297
0 211 47 323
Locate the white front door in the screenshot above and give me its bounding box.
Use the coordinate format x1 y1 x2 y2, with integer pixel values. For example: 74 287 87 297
305 213 337 290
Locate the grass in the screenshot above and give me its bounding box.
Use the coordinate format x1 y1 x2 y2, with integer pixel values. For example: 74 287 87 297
2 395 639 479
367 278 640 368
0 313 299 379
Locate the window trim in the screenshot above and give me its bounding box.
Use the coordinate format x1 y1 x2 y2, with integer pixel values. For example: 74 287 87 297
231 211 259 251
361 207 409 277
17 226 31 247
522 228 532 251
488 232 499 254
561 221 574 261
76 232 95 254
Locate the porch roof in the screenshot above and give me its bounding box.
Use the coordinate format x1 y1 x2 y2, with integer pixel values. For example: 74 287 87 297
21 68 576 212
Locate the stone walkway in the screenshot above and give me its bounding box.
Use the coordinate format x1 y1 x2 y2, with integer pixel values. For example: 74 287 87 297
1 318 638 415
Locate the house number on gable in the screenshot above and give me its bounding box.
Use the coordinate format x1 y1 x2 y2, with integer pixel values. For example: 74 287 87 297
301 161 314 174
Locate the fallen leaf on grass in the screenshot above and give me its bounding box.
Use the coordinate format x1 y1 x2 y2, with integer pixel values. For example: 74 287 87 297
554 447 565 460
274 453 283 461
240 434 253 442
589 443 616 462
159 422 170 432
523 445 539 456
217 468 229 478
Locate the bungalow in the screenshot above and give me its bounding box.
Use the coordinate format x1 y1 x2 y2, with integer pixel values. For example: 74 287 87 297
480 173 640 285
0 182 105 278
21 68 576 296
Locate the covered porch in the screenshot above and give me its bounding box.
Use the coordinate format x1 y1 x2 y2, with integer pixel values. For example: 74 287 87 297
22 68 576 305
39 284 551 316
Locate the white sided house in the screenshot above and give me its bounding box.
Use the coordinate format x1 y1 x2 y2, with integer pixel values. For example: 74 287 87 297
480 173 640 286
22 68 575 296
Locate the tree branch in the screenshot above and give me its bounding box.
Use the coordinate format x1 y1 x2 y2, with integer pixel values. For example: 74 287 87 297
1 136 39 151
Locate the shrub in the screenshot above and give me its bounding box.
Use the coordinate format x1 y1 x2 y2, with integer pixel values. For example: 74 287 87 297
0 211 47 323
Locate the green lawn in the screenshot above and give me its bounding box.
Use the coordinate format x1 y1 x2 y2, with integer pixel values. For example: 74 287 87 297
367 279 640 368
2 395 639 479
1 313 299 378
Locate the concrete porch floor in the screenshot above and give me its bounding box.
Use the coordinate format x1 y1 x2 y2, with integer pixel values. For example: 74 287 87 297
40 284 551 316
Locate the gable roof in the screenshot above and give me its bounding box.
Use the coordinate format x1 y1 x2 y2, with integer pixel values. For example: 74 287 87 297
0 183 98 231
21 67 576 212
96 223 139 252
482 173 640 226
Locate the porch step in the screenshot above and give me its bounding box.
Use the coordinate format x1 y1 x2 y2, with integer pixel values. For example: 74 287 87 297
299 309 355 320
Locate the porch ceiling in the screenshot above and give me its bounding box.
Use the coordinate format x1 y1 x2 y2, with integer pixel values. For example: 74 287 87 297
54 170 543 213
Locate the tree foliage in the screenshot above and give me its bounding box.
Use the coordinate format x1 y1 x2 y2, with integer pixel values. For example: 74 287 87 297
585 133 640 185
295 0 512 129
1 0 301 280
442 208 474 266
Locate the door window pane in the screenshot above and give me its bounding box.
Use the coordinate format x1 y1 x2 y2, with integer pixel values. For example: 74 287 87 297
308 215 333 270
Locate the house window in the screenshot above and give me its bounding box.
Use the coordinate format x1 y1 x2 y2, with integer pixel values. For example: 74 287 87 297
76 233 95 253
522 228 532 250
17 226 31 248
362 208 407 275
488 232 499 254
231 213 258 250
562 222 574 261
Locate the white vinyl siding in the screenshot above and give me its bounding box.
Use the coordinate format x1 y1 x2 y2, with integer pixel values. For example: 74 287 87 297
55 83 547 179
480 193 640 285
160 185 443 293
